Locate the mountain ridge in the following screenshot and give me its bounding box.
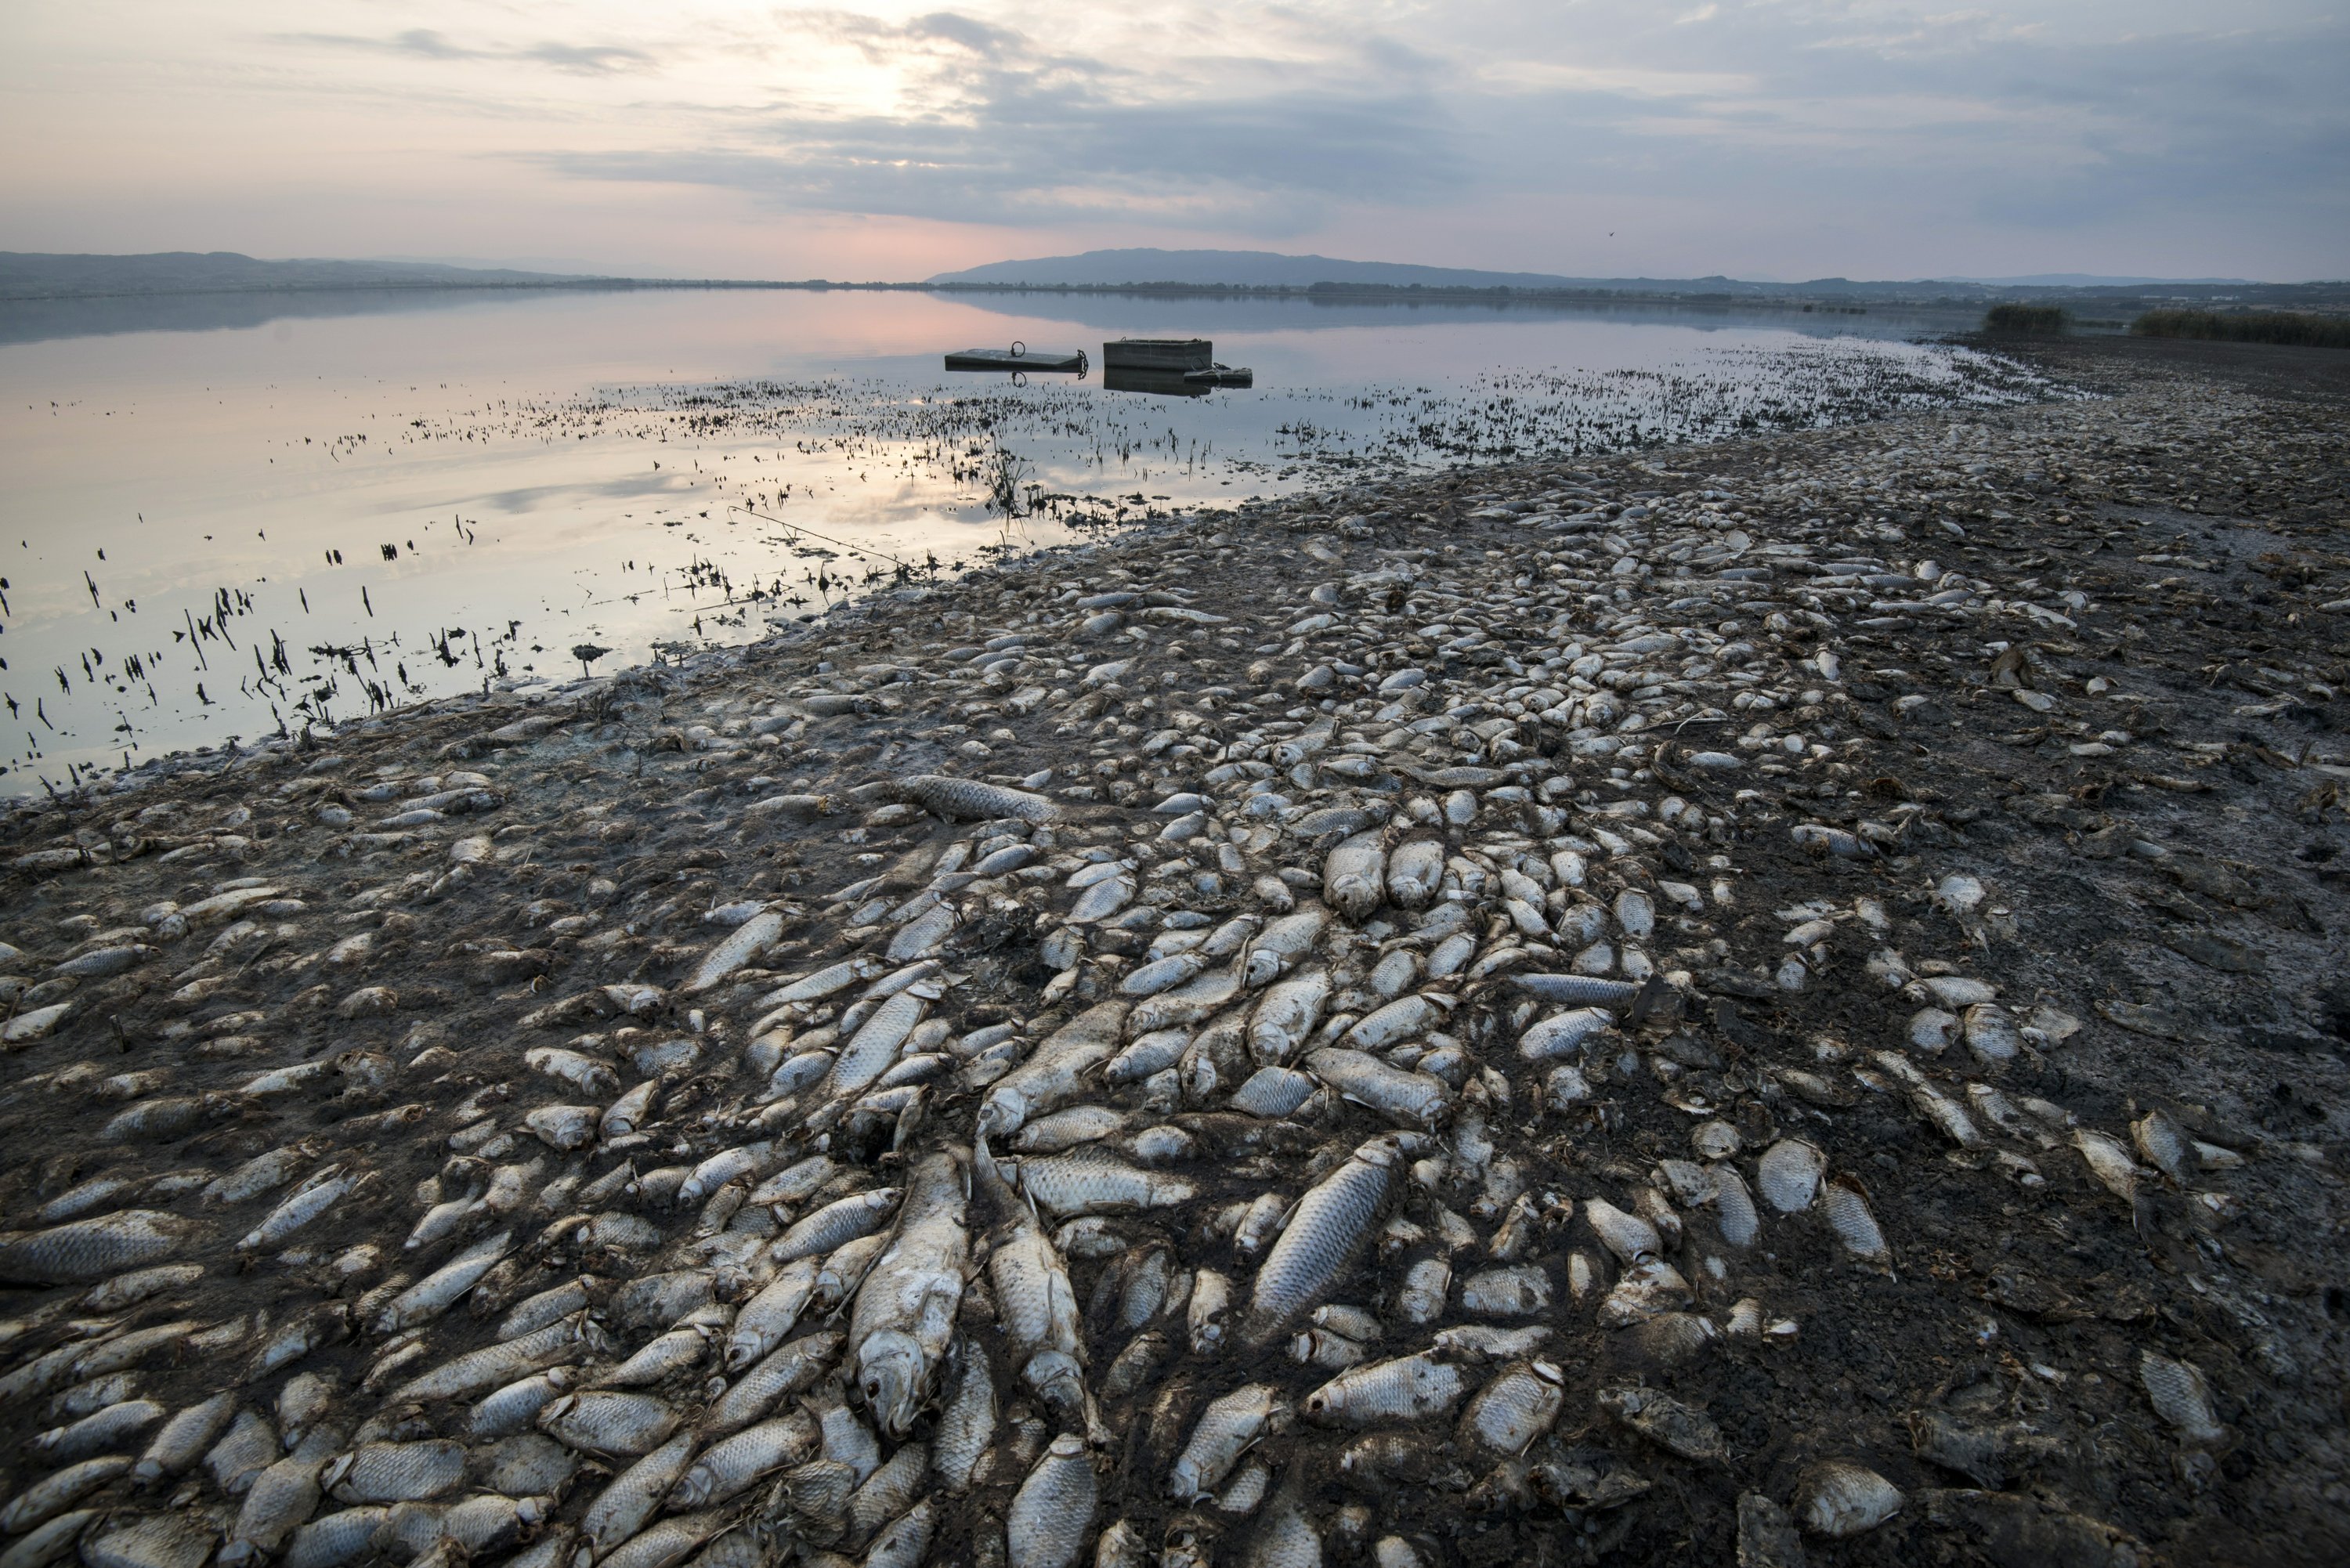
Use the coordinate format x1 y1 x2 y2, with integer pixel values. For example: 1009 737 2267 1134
0 251 599 300
925 247 2274 296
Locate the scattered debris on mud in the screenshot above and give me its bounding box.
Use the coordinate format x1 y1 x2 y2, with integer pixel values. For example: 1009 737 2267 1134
2 340 2345 1567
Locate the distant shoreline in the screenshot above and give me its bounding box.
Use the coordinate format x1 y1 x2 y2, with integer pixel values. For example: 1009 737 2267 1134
6 275 2344 315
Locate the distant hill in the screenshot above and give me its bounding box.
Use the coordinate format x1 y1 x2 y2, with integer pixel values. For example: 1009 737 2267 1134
930 248 1614 291
0 251 598 300
926 248 2296 302
1950 273 2260 287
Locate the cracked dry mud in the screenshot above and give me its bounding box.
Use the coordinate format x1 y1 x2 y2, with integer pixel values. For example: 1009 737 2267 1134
2 338 2345 1568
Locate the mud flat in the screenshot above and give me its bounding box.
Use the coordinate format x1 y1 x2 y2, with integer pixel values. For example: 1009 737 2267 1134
1 341 2345 1567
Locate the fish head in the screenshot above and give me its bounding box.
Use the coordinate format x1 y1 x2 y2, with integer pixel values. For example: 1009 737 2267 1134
857 1329 928 1437
974 1089 1028 1140
667 1463 714 1512
1022 1349 1086 1422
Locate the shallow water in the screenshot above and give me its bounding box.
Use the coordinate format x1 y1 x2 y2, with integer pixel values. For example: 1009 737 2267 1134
0 286 2048 791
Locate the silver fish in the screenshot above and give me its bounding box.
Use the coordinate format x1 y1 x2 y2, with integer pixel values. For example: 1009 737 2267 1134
686 909 784 994
537 1391 682 1458
1017 1150 1195 1219
704 1331 842 1437
1302 1353 1470 1427
0 1212 204 1284
219 1457 324 1566
899 775 1057 823
1384 841 1444 909
1516 1008 1614 1062
322 1440 464 1504
667 1410 813 1504
979 1003 1126 1138
1795 1460 1904 1537
931 1339 996 1496
132 1391 238 1484
980 1143 1097 1435
774 1189 902 1264
1169 1384 1285 1500
848 1150 971 1436
1245 911 1327 987
581 1432 696 1555
1305 1048 1452 1129
1755 1140 1827 1214
1244 1134 1419 1347
0 1457 133 1534
725 1258 822 1371
1007 1433 1096 1568
1249 970 1332 1064
372 1230 512 1334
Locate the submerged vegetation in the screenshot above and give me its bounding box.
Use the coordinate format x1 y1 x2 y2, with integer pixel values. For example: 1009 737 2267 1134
2131 308 2350 349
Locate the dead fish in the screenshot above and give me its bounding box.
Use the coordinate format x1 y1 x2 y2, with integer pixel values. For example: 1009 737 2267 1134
1459 1360 1565 1455
846 1150 970 1436
979 1003 1126 1137
1794 1460 1903 1537
2140 1351 2226 1444
1517 1008 1614 1062
931 1340 996 1497
537 1391 682 1458
1823 1177 1890 1270
373 1230 513 1334
1755 1140 1826 1214
725 1259 822 1370
1600 1386 1723 1461
31 1399 164 1463
686 909 784 994
132 1391 239 1484
1323 835 1387 922
1170 1385 1287 1501
900 775 1057 823
581 1432 696 1555
1244 1135 1418 1347
1301 1353 1470 1427
0 1212 204 1284
322 1440 465 1504
1246 911 1326 987
2073 1129 2142 1202
773 1189 902 1263
1007 1433 1095 1568
1016 1149 1195 1219
0 1457 135 1534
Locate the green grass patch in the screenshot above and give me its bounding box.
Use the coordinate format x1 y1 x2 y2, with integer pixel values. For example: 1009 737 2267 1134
2131 309 2350 349
1982 302 2069 335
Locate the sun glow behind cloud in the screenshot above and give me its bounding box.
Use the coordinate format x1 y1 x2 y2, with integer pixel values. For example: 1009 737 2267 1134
0 0 2341 280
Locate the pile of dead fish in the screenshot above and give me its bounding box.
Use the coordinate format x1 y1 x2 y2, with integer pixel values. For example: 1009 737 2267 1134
2 379 2341 1568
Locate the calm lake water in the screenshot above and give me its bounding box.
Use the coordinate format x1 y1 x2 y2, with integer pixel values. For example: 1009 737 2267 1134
0 286 2049 793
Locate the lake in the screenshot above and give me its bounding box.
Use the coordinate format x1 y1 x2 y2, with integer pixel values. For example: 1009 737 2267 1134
0 285 2054 793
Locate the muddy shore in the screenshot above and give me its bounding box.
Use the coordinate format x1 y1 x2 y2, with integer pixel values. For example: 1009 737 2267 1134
1 336 2345 1568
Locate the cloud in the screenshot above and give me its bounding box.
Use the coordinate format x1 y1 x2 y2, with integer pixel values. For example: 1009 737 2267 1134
285 28 657 77
16 1 2345 278
528 9 1463 233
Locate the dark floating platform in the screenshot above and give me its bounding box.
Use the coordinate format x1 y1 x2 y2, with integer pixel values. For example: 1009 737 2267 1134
1101 338 1253 394
1104 337 1213 371
944 342 1088 374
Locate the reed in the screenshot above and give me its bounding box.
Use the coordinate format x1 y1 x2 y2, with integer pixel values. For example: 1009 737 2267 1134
1982 302 2068 335
2131 309 2350 349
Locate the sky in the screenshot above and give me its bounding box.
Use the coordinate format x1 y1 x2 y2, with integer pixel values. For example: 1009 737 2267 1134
2 1 2343 283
